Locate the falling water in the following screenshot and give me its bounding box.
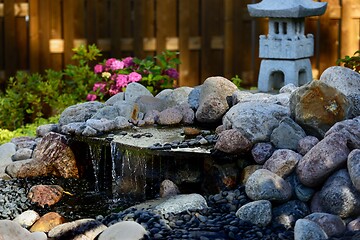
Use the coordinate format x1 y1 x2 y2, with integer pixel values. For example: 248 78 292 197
88 143 103 192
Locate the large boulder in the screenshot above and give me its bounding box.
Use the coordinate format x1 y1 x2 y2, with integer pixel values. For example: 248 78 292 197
0 220 47 240
59 101 104 126
156 86 193 109
235 200 272 226
263 149 302 178
348 149 360 191
294 219 328 240
296 132 350 187
325 116 360 149
290 80 352 138
9 132 79 179
154 193 208 214
196 76 238 123
305 212 346 237
223 102 289 143
320 66 360 117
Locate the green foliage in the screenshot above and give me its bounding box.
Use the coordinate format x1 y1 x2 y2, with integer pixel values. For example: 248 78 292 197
134 50 181 94
231 75 244 90
0 44 101 130
0 115 59 144
336 50 360 73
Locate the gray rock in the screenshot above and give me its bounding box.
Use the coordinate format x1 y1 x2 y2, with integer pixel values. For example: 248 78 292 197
214 129 252 154
11 137 37 149
348 149 360 192
251 142 274 164
235 200 272 226
154 193 208 214
60 122 86 135
245 169 292 202
232 90 290 107
286 173 315 202
297 136 319 155
223 102 289 143
273 200 310 229
113 100 138 120
114 116 131 129
264 149 302 178
305 212 346 237
347 218 360 231
157 107 183 125
86 118 116 132
320 66 360 117
98 221 147 240
270 117 307 150
59 101 104 126
13 210 40 228
135 95 167 113
0 143 16 174
143 110 160 125
160 179 180 198
105 92 125 105
91 105 121 120
296 132 350 187
155 88 173 100
48 218 107 239
124 82 153 103
158 87 193 109
290 80 352 138
294 219 328 240
177 103 195 125
36 124 59 137
0 220 47 240
11 148 33 161
325 117 360 149
318 169 360 218
5 159 33 178
279 83 298 94
196 76 238 123
82 126 98 136
188 86 202 110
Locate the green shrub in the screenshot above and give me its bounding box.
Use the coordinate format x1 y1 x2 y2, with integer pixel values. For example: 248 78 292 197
337 50 360 73
0 45 101 130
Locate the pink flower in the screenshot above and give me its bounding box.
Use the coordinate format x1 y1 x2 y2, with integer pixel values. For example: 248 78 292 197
109 85 120 96
110 60 124 71
93 82 107 93
122 57 134 68
105 58 117 70
94 64 103 74
86 94 97 101
128 72 142 82
164 68 179 79
116 74 128 88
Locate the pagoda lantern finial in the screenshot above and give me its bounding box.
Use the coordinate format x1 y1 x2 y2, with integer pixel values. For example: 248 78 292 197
248 0 327 92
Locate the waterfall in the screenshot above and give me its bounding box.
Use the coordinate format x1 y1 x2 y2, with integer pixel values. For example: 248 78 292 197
88 143 102 192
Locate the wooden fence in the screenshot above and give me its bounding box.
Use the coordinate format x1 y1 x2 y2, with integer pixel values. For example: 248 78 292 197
0 0 359 90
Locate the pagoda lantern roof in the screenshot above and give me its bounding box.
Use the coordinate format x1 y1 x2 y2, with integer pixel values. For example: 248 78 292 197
248 0 327 18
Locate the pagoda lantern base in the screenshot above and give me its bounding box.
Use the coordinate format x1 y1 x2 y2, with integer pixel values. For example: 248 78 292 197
258 58 312 92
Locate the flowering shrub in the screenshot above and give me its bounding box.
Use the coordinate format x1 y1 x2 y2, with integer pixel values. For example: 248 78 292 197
337 50 360 73
87 50 180 101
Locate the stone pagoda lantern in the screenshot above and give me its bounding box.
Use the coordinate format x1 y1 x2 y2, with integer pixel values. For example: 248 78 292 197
247 0 327 92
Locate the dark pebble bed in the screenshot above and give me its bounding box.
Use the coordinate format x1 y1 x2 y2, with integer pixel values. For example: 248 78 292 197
102 186 295 240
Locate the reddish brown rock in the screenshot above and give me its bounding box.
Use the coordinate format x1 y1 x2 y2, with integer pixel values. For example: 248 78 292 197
30 212 65 233
215 129 252 154
290 80 352 138
28 185 64 208
296 132 350 187
16 132 79 179
183 127 201 137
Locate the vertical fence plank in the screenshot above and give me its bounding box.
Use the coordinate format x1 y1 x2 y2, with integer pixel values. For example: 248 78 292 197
110 0 132 58
133 0 155 58
29 0 39 73
4 0 16 80
0 0 5 87
224 0 234 80
86 0 97 45
156 0 177 55
38 0 50 70
49 0 63 70
63 0 75 66
341 0 360 57
179 0 200 86
14 0 28 71
201 0 224 81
